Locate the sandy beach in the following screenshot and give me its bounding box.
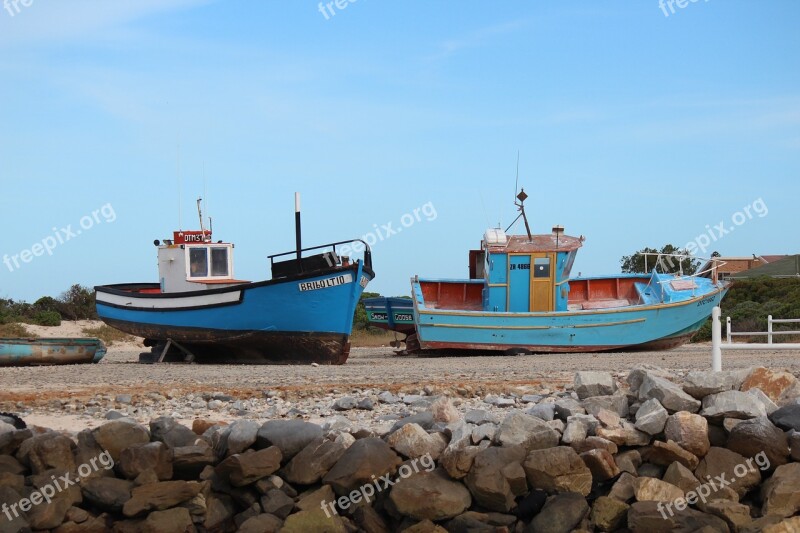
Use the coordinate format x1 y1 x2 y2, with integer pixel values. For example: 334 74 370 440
2 321 799 434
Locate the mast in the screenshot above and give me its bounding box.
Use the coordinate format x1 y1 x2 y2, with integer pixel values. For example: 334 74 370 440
196 198 209 241
505 188 532 241
295 193 302 264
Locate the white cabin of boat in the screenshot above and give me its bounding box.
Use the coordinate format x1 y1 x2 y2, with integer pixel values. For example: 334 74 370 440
157 230 248 293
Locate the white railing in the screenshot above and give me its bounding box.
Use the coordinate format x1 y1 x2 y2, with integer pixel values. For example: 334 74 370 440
640 253 725 281
642 252 691 277
637 254 727 301
711 306 800 371
726 315 800 344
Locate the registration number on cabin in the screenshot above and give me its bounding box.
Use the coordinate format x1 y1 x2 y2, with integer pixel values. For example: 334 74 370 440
298 274 353 292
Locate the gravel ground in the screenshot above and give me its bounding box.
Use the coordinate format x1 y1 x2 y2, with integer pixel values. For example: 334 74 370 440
2 343 798 403
1 342 798 433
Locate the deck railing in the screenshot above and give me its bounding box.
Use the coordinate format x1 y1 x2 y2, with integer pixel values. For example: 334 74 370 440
267 238 372 273
710 306 800 371
639 253 727 281
636 253 726 300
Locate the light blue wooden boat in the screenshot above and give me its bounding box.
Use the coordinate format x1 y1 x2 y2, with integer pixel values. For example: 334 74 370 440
367 202 727 354
0 338 107 366
407 270 726 353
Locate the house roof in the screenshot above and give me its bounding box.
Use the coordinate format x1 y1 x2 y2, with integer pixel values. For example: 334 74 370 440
728 255 800 279
698 256 764 277
759 255 788 264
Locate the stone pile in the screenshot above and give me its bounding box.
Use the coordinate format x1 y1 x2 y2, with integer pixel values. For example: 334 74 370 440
1 365 800 532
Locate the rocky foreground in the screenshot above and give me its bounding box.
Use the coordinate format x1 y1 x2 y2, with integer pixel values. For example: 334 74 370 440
2 366 800 532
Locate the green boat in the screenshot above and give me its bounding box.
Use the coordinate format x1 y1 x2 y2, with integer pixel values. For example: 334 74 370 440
0 338 107 366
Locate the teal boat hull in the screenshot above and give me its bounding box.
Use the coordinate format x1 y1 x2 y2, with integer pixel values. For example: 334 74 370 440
0 338 107 366
409 275 727 353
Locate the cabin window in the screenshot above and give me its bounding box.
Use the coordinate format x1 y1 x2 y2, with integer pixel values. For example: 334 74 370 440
189 248 209 277
211 248 229 276
534 257 551 278
563 250 577 277
186 244 234 280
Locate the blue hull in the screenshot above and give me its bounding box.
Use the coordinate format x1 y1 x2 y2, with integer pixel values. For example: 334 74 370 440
363 297 416 334
0 338 107 366
410 276 727 353
96 263 372 364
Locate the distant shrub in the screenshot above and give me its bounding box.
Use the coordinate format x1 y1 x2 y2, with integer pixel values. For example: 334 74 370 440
57 285 97 320
33 310 61 327
33 296 59 313
692 278 800 342
0 298 31 324
1 286 98 325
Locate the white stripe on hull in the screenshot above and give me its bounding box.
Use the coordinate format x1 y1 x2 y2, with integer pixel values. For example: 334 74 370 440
96 290 242 310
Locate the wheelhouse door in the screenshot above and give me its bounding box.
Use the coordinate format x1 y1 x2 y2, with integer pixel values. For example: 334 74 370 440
530 253 555 312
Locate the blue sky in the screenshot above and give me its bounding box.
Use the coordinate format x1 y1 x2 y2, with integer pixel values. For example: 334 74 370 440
0 0 798 302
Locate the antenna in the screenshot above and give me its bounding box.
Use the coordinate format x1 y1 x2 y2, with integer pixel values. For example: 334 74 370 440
295 192 302 263
203 162 209 231
197 198 206 237
177 143 183 229
504 151 532 240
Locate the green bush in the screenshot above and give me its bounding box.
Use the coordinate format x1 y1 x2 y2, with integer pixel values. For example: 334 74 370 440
692 278 800 342
0 285 97 324
33 310 61 327
57 284 97 320
0 298 32 324
33 296 59 313
693 319 712 342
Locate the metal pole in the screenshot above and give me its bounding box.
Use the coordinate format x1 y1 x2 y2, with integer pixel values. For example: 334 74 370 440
726 316 731 344
768 315 773 344
712 306 722 371
295 193 302 264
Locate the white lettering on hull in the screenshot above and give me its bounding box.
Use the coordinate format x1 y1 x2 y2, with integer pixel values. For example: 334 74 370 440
298 274 353 292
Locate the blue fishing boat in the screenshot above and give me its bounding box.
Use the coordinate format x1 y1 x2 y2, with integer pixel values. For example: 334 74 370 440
363 297 415 335
367 191 727 354
95 195 374 364
0 338 106 366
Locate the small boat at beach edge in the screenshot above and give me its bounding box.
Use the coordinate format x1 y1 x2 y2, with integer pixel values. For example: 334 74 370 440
0 338 107 366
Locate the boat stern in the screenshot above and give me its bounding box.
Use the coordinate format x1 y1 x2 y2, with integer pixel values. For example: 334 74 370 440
92 340 108 363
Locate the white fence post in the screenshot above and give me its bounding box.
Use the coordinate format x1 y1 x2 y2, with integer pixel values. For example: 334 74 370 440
726 316 731 344
768 315 773 344
712 306 722 371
